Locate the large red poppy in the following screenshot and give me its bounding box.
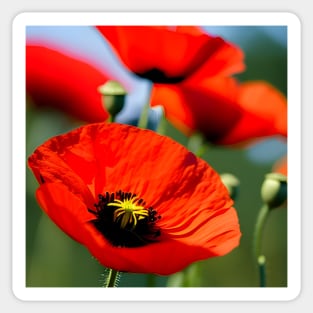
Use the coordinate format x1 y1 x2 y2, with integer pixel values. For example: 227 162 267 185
28 122 241 275
26 44 109 122
151 78 287 146
96 26 245 83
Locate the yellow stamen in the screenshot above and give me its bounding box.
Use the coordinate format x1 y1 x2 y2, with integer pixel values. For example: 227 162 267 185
108 196 149 229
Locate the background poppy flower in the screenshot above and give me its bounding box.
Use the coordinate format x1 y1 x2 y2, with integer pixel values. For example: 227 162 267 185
26 44 110 123
96 25 287 147
151 78 287 146
28 122 241 275
26 26 163 129
96 26 245 83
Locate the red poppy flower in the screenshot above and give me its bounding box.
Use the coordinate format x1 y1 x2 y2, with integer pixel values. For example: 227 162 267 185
26 44 109 122
96 26 286 146
150 78 287 146
96 26 245 83
28 122 241 275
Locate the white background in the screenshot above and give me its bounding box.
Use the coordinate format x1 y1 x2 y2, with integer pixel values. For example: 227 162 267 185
1 0 311 312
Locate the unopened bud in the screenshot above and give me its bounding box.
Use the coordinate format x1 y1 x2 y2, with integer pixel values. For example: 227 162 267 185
260 173 287 209
220 173 240 200
98 80 127 119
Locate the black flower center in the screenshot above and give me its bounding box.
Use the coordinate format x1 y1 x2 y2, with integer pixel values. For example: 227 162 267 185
135 68 185 83
88 190 161 247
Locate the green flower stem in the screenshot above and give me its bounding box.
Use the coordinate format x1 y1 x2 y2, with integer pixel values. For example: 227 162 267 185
167 261 203 287
253 204 270 287
104 268 120 287
156 112 167 135
258 255 267 288
137 102 150 129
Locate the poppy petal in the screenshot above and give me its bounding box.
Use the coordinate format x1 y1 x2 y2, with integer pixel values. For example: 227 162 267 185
151 78 287 146
26 45 109 122
239 81 287 136
36 182 95 243
84 209 240 275
217 81 287 145
28 133 96 205
96 26 245 82
151 78 243 142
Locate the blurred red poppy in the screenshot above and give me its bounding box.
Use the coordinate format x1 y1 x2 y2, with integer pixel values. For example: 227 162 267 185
28 122 241 275
151 78 287 146
96 26 287 146
26 45 109 122
96 26 245 83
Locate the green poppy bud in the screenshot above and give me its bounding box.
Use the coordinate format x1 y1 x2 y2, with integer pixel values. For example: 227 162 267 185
220 173 240 200
98 80 127 119
260 173 287 209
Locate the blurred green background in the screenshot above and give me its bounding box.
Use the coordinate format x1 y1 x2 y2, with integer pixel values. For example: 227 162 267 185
26 26 287 287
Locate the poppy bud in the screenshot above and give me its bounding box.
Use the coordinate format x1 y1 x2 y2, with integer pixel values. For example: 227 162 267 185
98 80 127 119
220 173 240 200
260 173 287 209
